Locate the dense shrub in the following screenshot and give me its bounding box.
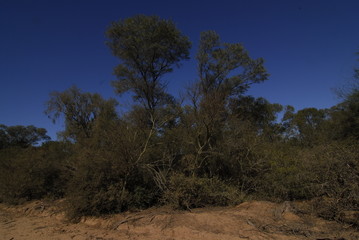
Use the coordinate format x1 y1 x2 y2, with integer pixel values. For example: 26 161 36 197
250 140 359 222
253 144 315 201
163 174 243 209
303 142 359 217
66 163 129 219
64 122 162 219
0 142 72 204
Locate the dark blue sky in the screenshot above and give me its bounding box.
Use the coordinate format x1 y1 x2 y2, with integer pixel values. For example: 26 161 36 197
1 0 359 140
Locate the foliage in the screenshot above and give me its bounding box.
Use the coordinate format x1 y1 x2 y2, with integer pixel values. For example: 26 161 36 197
65 152 130 219
106 15 191 112
65 118 161 219
229 96 283 139
330 91 359 140
0 142 73 204
282 107 329 146
178 31 270 181
196 31 268 99
306 142 359 213
0 124 50 149
45 86 118 142
163 174 243 209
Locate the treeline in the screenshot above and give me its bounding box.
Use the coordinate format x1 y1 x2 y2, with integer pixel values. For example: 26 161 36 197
1 15 358 222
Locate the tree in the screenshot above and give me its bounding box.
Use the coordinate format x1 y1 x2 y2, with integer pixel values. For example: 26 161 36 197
45 86 118 141
106 15 191 114
193 30 269 146
282 107 328 146
105 15 191 191
229 96 283 139
195 31 268 103
330 91 359 140
330 52 359 140
0 124 50 148
182 31 269 177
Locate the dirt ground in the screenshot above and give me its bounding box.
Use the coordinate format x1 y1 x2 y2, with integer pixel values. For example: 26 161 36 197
0 200 358 240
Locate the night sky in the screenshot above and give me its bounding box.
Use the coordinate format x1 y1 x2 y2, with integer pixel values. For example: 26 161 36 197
1 0 359 140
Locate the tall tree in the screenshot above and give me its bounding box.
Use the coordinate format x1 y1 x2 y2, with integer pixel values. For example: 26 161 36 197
191 31 269 145
182 31 269 177
106 15 191 114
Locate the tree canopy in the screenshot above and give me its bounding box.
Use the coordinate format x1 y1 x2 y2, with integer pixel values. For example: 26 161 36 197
106 15 191 112
0 124 50 148
196 31 268 101
45 86 118 141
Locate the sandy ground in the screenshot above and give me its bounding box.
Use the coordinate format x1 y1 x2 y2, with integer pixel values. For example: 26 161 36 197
1 200 358 240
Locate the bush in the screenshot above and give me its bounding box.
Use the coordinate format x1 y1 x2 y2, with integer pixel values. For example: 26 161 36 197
163 174 243 209
0 142 72 204
65 153 130 219
65 145 161 220
254 141 359 221
255 144 316 201
304 142 359 217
